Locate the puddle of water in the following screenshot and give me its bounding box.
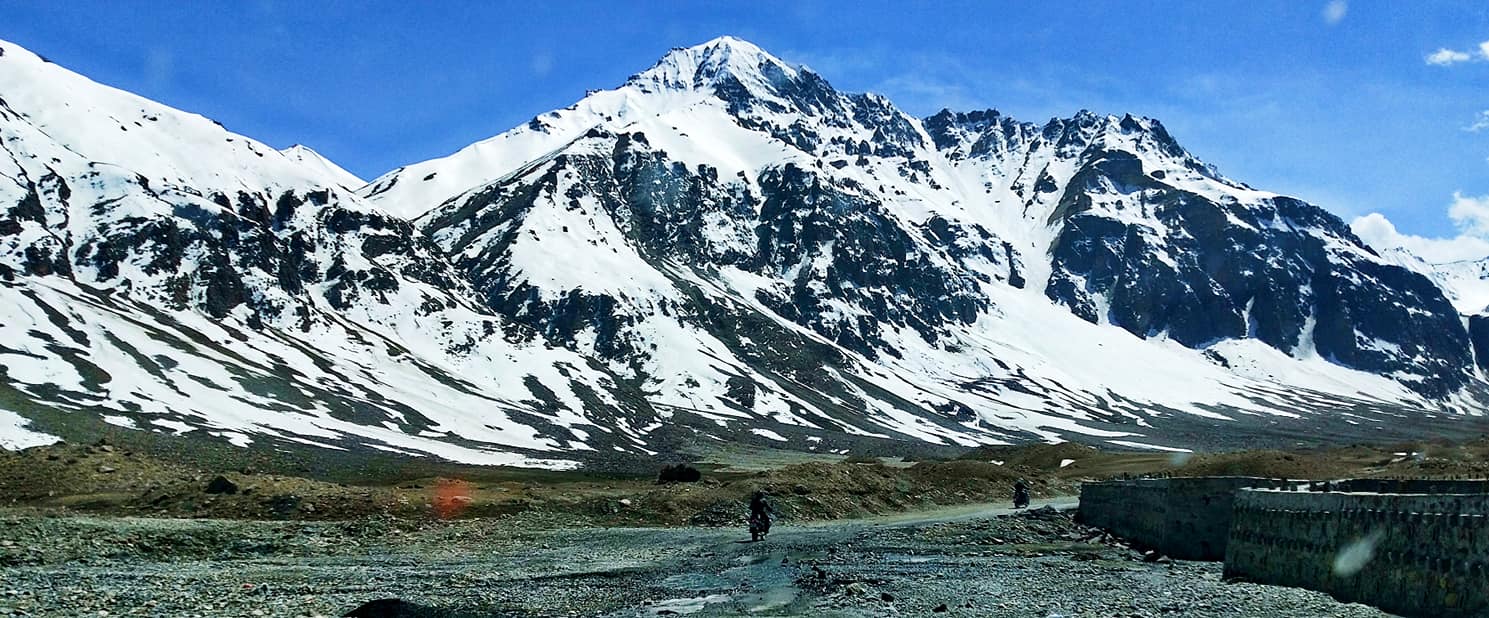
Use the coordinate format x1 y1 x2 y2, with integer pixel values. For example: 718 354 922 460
648 549 806 615
738 587 798 613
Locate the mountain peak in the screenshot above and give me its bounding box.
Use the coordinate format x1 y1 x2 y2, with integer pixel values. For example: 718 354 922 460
279 144 366 190
695 35 770 54
627 35 798 94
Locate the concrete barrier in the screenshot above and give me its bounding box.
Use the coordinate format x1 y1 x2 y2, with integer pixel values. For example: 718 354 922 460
1077 477 1295 560
1225 487 1489 618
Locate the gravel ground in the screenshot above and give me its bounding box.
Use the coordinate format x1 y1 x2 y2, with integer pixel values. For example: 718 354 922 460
0 500 1394 617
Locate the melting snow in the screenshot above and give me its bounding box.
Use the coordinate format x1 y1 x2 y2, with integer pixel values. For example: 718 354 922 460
750 428 789 442
0 408 58 449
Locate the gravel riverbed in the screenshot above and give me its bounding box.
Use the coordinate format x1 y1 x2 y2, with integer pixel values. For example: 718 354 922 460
0 500 1393 617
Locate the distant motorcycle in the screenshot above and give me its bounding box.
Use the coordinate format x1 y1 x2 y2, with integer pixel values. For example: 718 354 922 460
1013 483 1031 509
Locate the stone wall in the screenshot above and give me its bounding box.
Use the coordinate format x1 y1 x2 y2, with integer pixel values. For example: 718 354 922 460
1224 487 1489 618
1077 477 1294 560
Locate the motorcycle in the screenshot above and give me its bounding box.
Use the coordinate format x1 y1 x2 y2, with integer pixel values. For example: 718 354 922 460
748 513 771 542
1013 485 1031 509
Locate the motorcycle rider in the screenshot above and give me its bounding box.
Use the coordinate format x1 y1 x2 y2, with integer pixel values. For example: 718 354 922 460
749 490 773 541
1013 479 1031 508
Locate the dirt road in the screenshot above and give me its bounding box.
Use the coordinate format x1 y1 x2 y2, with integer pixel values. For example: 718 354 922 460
0 499 1392 617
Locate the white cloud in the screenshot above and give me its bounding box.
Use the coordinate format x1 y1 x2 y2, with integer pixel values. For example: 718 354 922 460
1448 192 1489 235
1322 0 1347 25
1352 193 1489 263
1427 48 1473 66
1425 41 1489 66
1466 111 1489 133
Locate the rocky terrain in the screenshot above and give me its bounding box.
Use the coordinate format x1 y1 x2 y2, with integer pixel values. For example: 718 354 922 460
0 502 1395 617
3 437 1480 616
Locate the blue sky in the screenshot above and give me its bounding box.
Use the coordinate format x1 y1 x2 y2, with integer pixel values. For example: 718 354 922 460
4 1 1488 256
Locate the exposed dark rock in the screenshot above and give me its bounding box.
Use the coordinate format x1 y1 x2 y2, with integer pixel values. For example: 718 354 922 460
205 475 239 495
1469 315 1489 371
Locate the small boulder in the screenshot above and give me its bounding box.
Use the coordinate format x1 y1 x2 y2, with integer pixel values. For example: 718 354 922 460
933 603 949 612
264 494 301 517
96 465 116 474
205 476 239 495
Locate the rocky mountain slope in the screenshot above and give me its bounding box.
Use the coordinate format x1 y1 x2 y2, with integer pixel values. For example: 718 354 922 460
1371 246 1489 376
1375 247 1489 314
2 36 1486 467
0 39 661 466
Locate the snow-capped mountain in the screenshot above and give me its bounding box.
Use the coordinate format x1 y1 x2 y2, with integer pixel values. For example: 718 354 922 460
0 39 663 466
374 37 1480 401
2 36 1485 466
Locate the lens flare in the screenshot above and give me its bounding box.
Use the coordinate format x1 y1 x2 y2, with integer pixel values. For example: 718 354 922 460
1332 531 1383 577
432 478 473 519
